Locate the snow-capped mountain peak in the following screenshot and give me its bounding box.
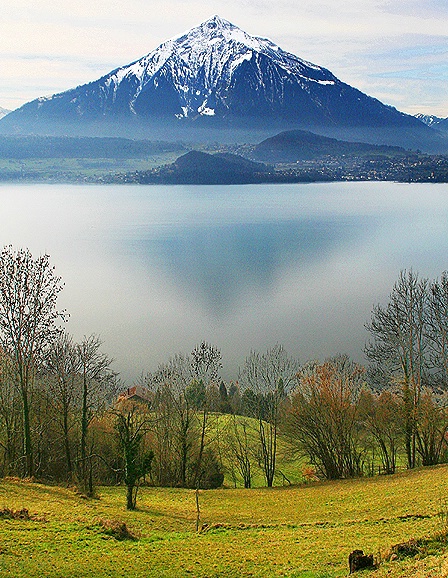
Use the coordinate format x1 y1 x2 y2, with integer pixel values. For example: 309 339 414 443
1 15 435 148
101 15 336 119
414 113 445 128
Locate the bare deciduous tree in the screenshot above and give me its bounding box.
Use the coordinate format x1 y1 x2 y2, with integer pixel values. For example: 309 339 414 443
0 350 21 475
146 353 194 487
414 390 448 466
428 272 448 388
77 334 115 495
239 344 299 487
358 389 401 475
145 343 223 489
190 341 222 488
365 270 429 469
0 246 65 477
43 331 80 481
221 414 255 488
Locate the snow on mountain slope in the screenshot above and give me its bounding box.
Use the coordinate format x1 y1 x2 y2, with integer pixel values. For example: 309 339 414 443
102 15 336 118
415 113 445 128
0 15 443 149
0 17 381 121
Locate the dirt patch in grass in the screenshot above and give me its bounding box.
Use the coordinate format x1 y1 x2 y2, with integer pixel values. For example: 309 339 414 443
97 518 138 541
389 538 421 559
384 530 448 564
0 507 43 521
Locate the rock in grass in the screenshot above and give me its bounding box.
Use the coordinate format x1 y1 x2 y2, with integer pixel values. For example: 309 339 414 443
349 550 375 573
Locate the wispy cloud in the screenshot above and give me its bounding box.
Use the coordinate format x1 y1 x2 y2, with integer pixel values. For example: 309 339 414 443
382 0 448 19
1 0 447 115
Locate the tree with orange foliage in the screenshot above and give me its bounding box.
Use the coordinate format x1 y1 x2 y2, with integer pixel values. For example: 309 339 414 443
288 355 365 480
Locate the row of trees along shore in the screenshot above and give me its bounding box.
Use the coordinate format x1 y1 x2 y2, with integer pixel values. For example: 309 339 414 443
1 246 448 508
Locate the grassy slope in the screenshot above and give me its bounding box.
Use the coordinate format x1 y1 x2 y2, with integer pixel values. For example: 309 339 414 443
1 466 448 577
209 413 304 487
0 153 183 180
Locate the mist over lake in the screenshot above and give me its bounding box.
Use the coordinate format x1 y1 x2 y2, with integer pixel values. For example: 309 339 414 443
1 181 447 382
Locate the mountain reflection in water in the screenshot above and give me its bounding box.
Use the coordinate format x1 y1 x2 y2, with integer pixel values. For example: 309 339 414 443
1 181 448 381
132 217 374 314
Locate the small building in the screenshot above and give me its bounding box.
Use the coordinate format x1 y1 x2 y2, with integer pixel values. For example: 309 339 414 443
117 385 152 405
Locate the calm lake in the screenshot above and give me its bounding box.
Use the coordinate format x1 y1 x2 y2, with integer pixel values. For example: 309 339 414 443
1 181 447 382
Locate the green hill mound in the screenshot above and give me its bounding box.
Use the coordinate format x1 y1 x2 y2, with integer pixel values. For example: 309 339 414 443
137 150 269 184
252 129 406 162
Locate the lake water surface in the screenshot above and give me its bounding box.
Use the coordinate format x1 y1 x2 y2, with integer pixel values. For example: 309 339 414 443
1 181 447 382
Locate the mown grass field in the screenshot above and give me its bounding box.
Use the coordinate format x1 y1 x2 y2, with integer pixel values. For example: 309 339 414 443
1 466 448 577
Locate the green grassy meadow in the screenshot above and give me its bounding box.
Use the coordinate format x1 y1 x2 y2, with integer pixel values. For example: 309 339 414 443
1 465 448 577
209 413 305 488
0 154 182 181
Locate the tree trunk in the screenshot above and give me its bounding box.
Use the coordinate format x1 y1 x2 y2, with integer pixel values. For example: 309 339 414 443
259 419 276 487
180 417 189 487
80 370 89 493
194 408 208 487
22 385 33 478
126 483 136 510
63 405 73 481
195 487 200 532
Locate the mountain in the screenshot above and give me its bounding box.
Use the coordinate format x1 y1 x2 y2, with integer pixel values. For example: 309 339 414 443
415 113 444 127
0 16 446 151
251 129 405 162
415 113 448 131
0 107 10 120
435 118 448 134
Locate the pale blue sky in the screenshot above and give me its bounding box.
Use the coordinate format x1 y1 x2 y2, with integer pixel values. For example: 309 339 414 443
1 0 447 116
